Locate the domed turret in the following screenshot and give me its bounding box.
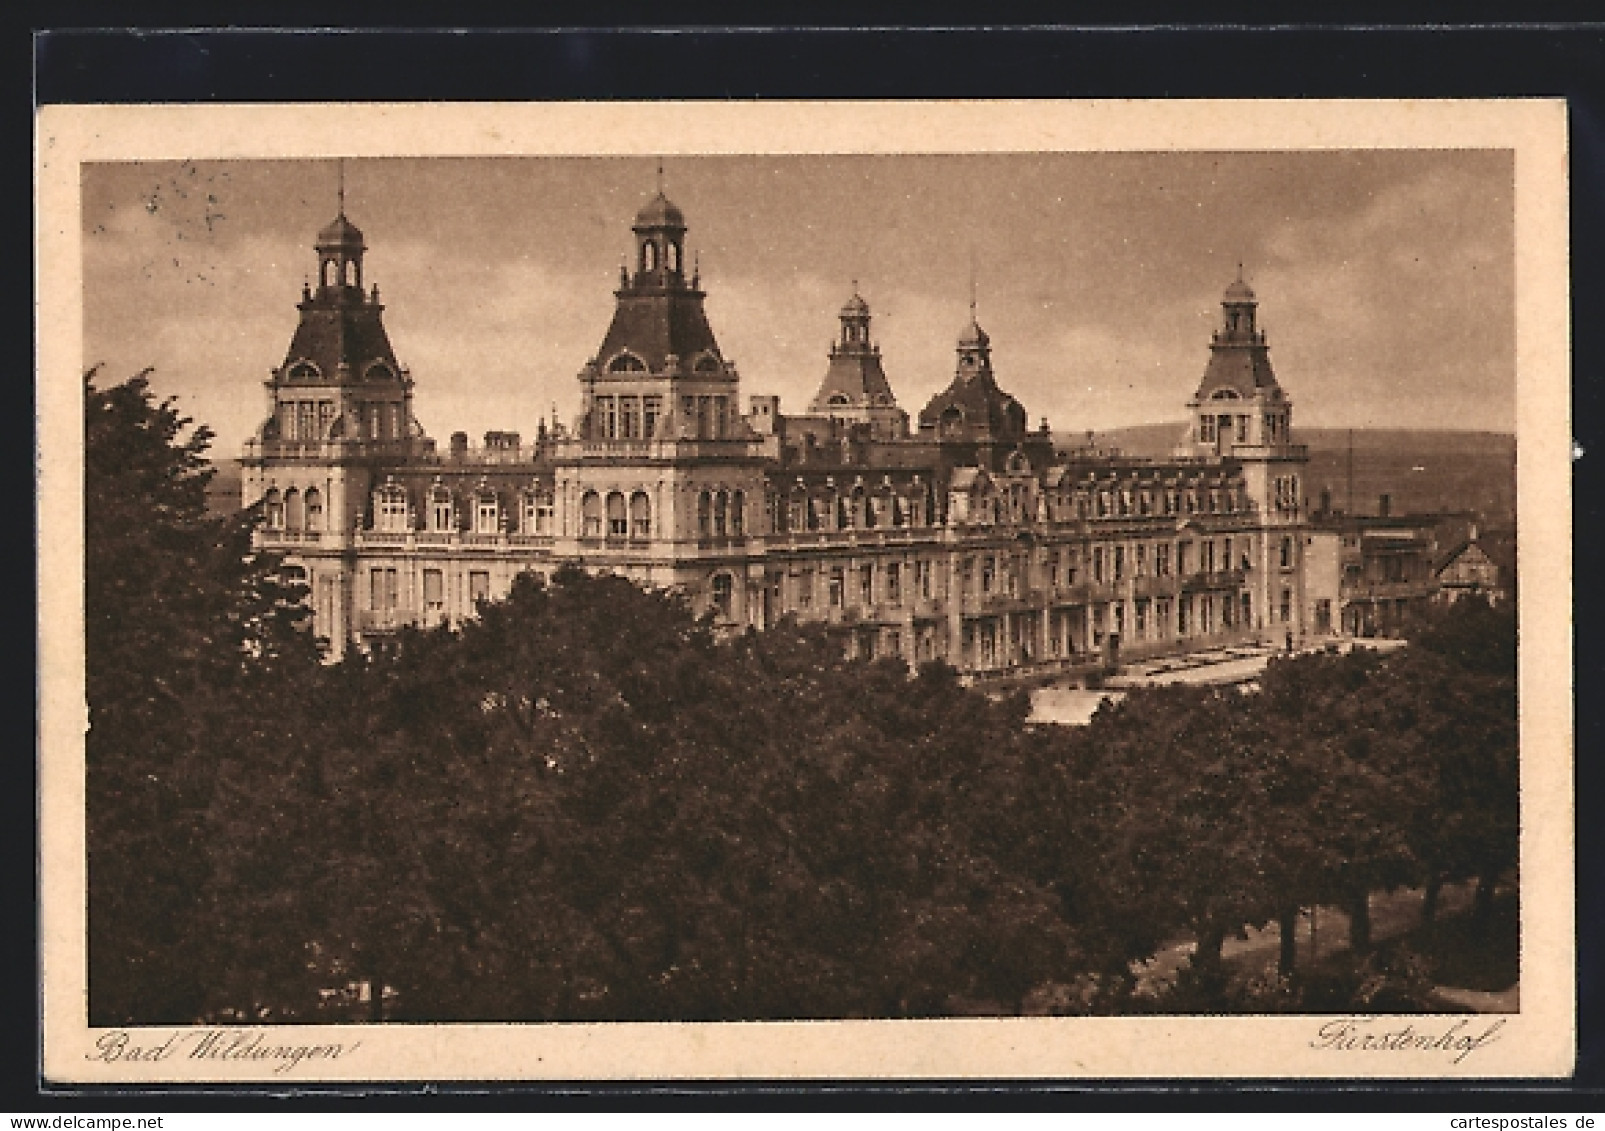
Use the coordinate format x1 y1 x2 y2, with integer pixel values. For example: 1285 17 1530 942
958 317 991 351
634 192 686 232
316 212 366 251
840 291 870 319
1223 275 1256 303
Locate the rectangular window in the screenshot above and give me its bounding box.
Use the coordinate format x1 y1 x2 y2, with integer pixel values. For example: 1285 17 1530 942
1224 537 1234 573
1135 598 1149 637
1157 597 1172 635
317 400 335 438
859 563 874 606
1202 595 1215 633
1202 540 1216 573
1280 588 1293 623
470 571 491 605
1281 535 1294 569
1200 416 1216 444
1177 596 1190 635
1048 554 1060 589
423 568 444 611
1093 547 1104 583
887 562 902 604
917 559 933 599
981 556 995 594
1156 543 1170 576
620 396 640 440
1114 545 1126 581
477 500 499 534
369 567 398 612
1177 541 1191 575
1135 543 1148 578
643 396 662 439
796 568 814 608
828 567 844 608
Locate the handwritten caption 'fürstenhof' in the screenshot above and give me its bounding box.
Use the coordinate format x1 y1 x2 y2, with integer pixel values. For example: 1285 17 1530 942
1310 1017 1507 1065
87 1029 363 1075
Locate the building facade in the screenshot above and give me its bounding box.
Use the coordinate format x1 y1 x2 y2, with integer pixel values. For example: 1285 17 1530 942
245 191 1313 679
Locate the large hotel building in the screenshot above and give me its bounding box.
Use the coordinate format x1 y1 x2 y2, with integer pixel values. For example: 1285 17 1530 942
244 189 1310 678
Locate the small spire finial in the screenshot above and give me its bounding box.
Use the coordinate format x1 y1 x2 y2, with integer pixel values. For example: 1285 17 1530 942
968 248 978 320
337 158 346 216
656 158 664 196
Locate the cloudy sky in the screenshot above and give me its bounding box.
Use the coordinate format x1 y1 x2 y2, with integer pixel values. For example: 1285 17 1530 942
81 150 1514 458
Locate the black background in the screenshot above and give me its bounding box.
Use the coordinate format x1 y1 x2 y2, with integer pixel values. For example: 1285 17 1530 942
21 10 1605 1110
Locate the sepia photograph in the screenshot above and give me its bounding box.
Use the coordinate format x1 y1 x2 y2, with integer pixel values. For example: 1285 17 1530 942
37 100 1573 1081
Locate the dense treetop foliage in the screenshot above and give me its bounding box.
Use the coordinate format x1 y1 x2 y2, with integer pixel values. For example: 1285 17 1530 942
84 371 1518 1023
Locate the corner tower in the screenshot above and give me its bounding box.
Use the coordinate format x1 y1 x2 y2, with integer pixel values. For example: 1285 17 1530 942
1176 270 1309 639
1177 269 1292 457
555 187 769 627
241 184 435 660
807 287 908 440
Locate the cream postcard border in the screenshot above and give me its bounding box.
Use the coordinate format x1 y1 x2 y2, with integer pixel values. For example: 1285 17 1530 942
36 99 1574 1081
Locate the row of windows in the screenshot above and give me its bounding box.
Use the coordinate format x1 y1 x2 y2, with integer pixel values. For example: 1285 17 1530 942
371 482 556 536
695 489 744 539
772 487 930 533
370 566 500 613
263 486 325 531
592 394 664 440
964 481 1247 526
278 400 402 442
582 489 654 540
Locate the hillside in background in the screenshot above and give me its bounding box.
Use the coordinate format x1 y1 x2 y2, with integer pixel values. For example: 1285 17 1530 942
205 458 242 517
1067 425 1516 526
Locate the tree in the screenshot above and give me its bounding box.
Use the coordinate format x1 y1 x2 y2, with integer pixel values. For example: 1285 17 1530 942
85 369 314 1024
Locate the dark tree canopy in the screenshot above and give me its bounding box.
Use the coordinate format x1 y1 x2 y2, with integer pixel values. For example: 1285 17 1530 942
84 373 1519 1022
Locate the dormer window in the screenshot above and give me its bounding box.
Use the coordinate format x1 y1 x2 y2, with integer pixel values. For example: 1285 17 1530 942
607 352 647 373
374 480 408 532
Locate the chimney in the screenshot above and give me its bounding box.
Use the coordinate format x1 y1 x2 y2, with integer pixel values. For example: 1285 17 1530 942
450 431 469 459
1319 487 1332 516
1378 493 1391 518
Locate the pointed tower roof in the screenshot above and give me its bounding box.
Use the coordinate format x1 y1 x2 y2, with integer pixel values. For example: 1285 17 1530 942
279 204 400 381
1193 270 1280 401
592 189 727 377
809 286 898 411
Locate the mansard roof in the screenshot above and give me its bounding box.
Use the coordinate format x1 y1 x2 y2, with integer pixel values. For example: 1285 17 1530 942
1198 345 1280 398
595 291 723 373
282 297 401 379
917 370 1027 435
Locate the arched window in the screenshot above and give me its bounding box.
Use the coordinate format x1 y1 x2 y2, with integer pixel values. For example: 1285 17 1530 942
630 491 652 539
475 489 500 535
730 490 745 537
344 260 357 287
712 490 728 537
850 487 866 529
429 483 454 532
581 490 603 538
608 352 647 373
374 481 408 532
711 573 735 621
667 241 680 273
322 260 336 288
304 487 323 532
697 490 712 538
263 488 284 530
643 241 658 272
284 488 304 531
606 491 628 539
